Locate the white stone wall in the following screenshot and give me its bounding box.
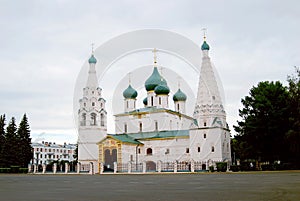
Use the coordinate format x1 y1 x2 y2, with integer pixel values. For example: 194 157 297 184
115 111 193 134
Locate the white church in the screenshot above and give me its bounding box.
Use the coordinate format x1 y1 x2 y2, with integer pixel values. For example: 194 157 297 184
77 37 231 173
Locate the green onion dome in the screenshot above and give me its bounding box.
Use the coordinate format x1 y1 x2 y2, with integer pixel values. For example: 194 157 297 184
154 84 170 95
88 54 97 64
201 41 210 51
143 97 148 105
145 67 167 91
123 85 138 99
173 89 187 101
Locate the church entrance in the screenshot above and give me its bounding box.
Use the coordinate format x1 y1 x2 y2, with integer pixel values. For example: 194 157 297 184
104 149 117 172
146 161 156 172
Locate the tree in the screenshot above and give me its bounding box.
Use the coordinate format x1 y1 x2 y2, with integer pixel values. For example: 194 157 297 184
234 81 290 163
17 114 32 167
4 117 19 166
285 67 300 164
0 115 6 167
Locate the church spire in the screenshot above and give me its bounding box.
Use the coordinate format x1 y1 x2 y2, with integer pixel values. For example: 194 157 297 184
193 36 225 128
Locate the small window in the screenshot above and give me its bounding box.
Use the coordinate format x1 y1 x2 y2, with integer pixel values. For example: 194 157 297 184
198 147 201 152
92 102 95 106
151 96 154 106
177 104 180 111
130 155 133 161
155 121 158 131
146 148 152 155
204 122 207 127
204 133 206 139
165 148 170 154
139 122 142 132
37 148 39 152
159 97 161 105
138 148 141 154
40 154 43 158
186 148 189 153
126 101 129 108
212 146 215 152
124 123 127 133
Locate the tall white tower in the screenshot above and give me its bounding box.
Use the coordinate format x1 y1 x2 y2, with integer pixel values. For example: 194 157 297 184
190 37 231 164
78 53 107 173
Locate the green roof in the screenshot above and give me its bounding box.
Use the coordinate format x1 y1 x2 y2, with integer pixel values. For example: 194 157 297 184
173 88 187 101
127 130 189 140
155 84 170 95
88 54 97 64
123 84 138 99
201 41 210 50
108 134 142 144
145 67 167 91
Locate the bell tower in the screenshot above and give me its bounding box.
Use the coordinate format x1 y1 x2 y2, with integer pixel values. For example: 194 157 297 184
78 52 107 173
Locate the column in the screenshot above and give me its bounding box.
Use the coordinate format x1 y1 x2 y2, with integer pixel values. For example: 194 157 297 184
113 162 117 174
65 163 69 174
77 162 81 174
174 161 177 173
42 164 46 174
28 164 32 173
128 162 132 173
191 160 195 173
89 163 94 175
157 160 161 173
53 163 57 174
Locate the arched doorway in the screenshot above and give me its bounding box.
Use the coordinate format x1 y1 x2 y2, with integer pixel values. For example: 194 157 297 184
104 148 117 172
202 164 206 170
146 161 156 172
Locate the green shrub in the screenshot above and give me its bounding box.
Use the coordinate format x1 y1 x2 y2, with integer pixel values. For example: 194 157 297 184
10 166 21 173
230 165 241 172
209 165 215 172
19 168 28 173
0 168 11 173
216 162 227 172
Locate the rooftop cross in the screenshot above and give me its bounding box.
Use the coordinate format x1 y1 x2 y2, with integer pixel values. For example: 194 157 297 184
91 43 95 54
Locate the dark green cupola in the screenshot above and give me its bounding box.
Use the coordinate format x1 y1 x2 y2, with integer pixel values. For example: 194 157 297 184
88 54 97 64
173 89 187 101
123 85 138 99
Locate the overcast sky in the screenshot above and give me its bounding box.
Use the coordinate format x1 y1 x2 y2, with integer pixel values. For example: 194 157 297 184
0 0 299 144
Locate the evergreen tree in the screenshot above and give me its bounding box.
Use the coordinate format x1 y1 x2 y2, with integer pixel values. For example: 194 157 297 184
4 117 19 166
0 115 6 167
234 81 290 162
17 114 32 167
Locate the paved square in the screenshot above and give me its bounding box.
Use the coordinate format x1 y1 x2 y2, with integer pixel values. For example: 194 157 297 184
0 171 299 201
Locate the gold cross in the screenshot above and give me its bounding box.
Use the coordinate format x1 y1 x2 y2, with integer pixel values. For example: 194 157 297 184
152 48 157 66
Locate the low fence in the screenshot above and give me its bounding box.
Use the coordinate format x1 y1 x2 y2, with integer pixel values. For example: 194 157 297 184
29 160 226 174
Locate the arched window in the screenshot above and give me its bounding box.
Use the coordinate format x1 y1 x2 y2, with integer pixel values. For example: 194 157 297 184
177 103 180 111
81 113 86 126
204 133 206 139
146 148 152 155
159 97 161 105
204 122 207 127
91 113 97 126
198 147 201 152
100 113 104 127
92 102 95 106
186 148 189 153
139 122 142 132
211 146 215 152
126 101 129 109
151 96 154 106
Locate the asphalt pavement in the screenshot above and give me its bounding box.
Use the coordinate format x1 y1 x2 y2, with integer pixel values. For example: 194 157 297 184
0 171 299 201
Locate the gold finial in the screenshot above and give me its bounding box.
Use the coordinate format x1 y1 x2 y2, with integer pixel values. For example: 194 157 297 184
152 48 158 66
201 28 207 41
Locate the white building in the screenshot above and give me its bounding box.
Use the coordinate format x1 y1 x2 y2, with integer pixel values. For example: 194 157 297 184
31 141 76 165
78 38 231 173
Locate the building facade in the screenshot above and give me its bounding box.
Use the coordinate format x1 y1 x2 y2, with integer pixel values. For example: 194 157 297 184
31 141 76 165
78 38 231 173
